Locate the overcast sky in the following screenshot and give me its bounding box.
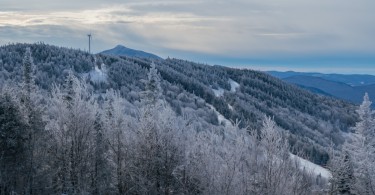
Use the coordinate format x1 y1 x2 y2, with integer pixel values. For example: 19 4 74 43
1 0 374 74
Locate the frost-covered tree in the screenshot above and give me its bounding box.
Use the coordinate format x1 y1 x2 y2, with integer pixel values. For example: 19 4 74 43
355 93 374 139
258 116 296 195
63 69 76 106
92 111 112 194
22 47 35 98
0 90 28 195
351 93 375 194
142 61 162 106
103 89 132 194
21 47 46 195
330 151 356 195
331 93 375 195
45 74 97 194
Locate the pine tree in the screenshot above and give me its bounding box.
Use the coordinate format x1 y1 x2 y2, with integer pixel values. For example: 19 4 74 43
143 61 162 106
336 151 356 195
21 47 46 195
338 93 375 195
355 93 374 139
352 93 375 194
22 47 35 99
0 92 28 194
63 69 76 107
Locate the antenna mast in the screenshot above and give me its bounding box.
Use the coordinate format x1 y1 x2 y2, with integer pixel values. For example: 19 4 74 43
88 33 92 53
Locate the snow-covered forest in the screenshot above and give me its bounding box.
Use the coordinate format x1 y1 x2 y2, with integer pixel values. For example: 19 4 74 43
0 44 374 194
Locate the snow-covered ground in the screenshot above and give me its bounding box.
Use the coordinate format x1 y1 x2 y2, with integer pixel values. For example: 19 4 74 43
209 79 240 124
212 87 225 97
228 103 234 111
229 78 240 92
207 104 233 127
87 63 107 83
290 154 332 179
211 79 240 97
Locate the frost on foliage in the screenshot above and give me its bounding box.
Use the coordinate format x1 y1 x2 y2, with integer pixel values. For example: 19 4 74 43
142 61 162 106
22 47 36 96
207 103 233 127
356 93 374 138
44 73 98 194
330 93 375 195
86 56 107 83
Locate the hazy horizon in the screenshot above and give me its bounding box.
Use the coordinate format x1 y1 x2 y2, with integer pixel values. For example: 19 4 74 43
1 0 374 74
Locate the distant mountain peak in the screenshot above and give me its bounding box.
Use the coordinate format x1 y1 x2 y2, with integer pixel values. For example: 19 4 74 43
100 45 162 60
114 44 124 48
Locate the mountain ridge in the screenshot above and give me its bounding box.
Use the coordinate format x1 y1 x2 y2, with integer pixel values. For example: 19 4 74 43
100 45 162 59
282 75 375 105
268 70 375 86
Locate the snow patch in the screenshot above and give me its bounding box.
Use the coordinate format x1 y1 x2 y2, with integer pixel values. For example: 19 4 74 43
88 63 107 83
290 154 332 179
212 87 224 97
229 79 240 92
208 104 233 127
228 104 234 111
211 79 239 97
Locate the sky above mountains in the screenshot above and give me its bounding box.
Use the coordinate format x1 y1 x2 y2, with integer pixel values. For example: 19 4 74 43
1 0 374 74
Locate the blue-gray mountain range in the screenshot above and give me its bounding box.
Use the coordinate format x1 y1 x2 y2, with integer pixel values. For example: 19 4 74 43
268 71 375 105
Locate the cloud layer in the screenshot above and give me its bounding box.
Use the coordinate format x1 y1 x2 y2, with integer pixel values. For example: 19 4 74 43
1 0 374 73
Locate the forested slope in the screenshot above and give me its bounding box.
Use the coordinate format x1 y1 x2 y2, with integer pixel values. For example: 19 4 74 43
0 43 358 165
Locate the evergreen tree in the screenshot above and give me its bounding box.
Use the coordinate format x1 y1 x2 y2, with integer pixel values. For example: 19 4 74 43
22 47 35 99
355 93 374 139
351 93 375 194
21 47 46 194
143 61 162 106
63 69 76 107
334 93 375 195
0 92 28 194
336 151 356 195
